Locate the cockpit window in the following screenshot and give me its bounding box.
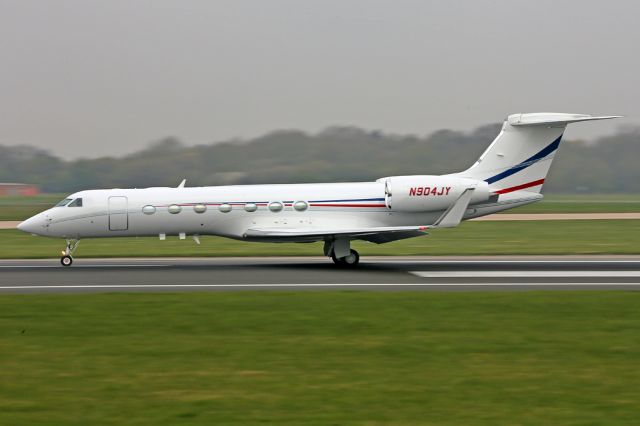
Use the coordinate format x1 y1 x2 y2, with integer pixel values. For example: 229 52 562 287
68 198 83 207
55 198 73 207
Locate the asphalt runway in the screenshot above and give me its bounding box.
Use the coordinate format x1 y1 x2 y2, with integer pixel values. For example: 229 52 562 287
2 256 640 293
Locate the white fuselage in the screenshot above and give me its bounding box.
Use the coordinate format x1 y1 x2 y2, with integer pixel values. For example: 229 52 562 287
16 112 618 267
15 112 617 268
18 179 540 241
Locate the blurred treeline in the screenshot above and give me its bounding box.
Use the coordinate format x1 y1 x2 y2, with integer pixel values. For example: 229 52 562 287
1 124 638 193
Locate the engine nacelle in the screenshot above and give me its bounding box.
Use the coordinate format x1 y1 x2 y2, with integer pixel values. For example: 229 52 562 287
381 175 491 212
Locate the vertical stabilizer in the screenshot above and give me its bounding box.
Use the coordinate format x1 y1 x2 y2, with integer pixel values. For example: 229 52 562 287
457 113 620 194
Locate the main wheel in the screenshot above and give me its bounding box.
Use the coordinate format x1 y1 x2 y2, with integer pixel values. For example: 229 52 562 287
342 249 360 266
60 255 73 267
331 249 360 267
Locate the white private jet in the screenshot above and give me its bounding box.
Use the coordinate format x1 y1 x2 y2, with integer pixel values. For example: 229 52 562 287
18 113 619 267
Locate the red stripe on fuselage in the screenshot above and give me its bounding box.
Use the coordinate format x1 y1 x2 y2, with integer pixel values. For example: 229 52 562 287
310 203 387 208
494 179 545 195
156 202 387 208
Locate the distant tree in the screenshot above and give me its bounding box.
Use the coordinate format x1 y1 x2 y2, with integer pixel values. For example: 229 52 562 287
0 124 638 193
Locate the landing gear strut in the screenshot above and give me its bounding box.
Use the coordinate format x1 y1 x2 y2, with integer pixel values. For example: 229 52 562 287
60 239 80 267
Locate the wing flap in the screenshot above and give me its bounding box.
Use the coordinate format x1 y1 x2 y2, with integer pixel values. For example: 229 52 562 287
360 230 427 244
244 225 429 241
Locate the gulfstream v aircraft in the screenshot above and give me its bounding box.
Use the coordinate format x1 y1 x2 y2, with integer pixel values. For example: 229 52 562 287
18 113 619 266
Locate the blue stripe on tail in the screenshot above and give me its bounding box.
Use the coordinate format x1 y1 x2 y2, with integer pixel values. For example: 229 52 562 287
485 135 563 184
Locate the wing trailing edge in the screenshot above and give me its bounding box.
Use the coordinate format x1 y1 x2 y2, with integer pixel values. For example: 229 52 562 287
243 225 429 242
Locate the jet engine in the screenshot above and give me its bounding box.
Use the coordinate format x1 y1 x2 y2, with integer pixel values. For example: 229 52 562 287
380 175 491 212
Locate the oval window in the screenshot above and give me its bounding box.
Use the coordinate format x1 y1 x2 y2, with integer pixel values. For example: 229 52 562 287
168 204 182 214
268 202 283 212
244 203 258 212
194 204 207 214
293 201 308 211
219 203 232 213
142 205 156 215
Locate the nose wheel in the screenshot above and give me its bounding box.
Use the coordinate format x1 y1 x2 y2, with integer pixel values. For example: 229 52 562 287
60 239 80 267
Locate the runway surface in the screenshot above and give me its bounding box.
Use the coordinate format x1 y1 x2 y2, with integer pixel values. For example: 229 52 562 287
2 256 640 293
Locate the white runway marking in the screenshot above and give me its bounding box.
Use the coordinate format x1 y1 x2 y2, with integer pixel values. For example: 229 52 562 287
381 260 640 264
411 270 640 278
1 282 640 290
0 264 169 268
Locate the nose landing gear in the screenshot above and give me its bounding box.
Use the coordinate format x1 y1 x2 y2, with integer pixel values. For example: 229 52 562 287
60 240 80 267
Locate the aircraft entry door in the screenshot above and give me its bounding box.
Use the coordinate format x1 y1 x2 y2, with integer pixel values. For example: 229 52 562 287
108 196 129 231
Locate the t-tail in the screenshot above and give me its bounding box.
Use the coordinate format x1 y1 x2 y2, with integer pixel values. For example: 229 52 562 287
457 113 620 195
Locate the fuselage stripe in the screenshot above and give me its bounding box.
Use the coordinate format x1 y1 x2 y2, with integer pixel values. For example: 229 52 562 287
310 203 387 208
309 198 385 203
155 198 386 208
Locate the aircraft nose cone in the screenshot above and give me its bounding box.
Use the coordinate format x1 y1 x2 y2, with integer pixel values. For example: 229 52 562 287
17 216 44 235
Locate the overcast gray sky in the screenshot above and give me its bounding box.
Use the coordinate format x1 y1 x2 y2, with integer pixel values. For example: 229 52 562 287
1 0 638 158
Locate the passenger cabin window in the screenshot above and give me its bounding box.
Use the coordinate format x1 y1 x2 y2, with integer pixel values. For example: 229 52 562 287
55 198 73 207
68 198 83 207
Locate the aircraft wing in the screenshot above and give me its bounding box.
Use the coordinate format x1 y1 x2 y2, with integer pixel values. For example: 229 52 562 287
243 225 429 243
243 188 475 243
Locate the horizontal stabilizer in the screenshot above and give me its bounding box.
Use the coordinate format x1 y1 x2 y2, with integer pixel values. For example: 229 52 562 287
508 113 621 127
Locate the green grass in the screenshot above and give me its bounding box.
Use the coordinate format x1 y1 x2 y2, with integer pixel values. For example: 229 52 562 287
499 194 640 214
0 194 64 221
1 291 639 425
2 219 640 258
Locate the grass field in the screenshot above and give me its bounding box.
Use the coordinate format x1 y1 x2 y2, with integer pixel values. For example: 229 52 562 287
1 219 639 258
1 291 639 425
1 194 640 221
504 194 640 214
0 194 64 221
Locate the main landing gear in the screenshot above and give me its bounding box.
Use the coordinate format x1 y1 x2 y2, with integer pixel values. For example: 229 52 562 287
325 239 360 267
331 249 360 267
60 239 80 267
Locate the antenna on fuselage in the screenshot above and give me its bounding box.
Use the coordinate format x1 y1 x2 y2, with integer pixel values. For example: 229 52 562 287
177 179 186 188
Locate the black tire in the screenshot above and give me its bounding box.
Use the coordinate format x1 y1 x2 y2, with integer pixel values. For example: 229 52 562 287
60 255 73 267
331 249 360 267
342 249 360 267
